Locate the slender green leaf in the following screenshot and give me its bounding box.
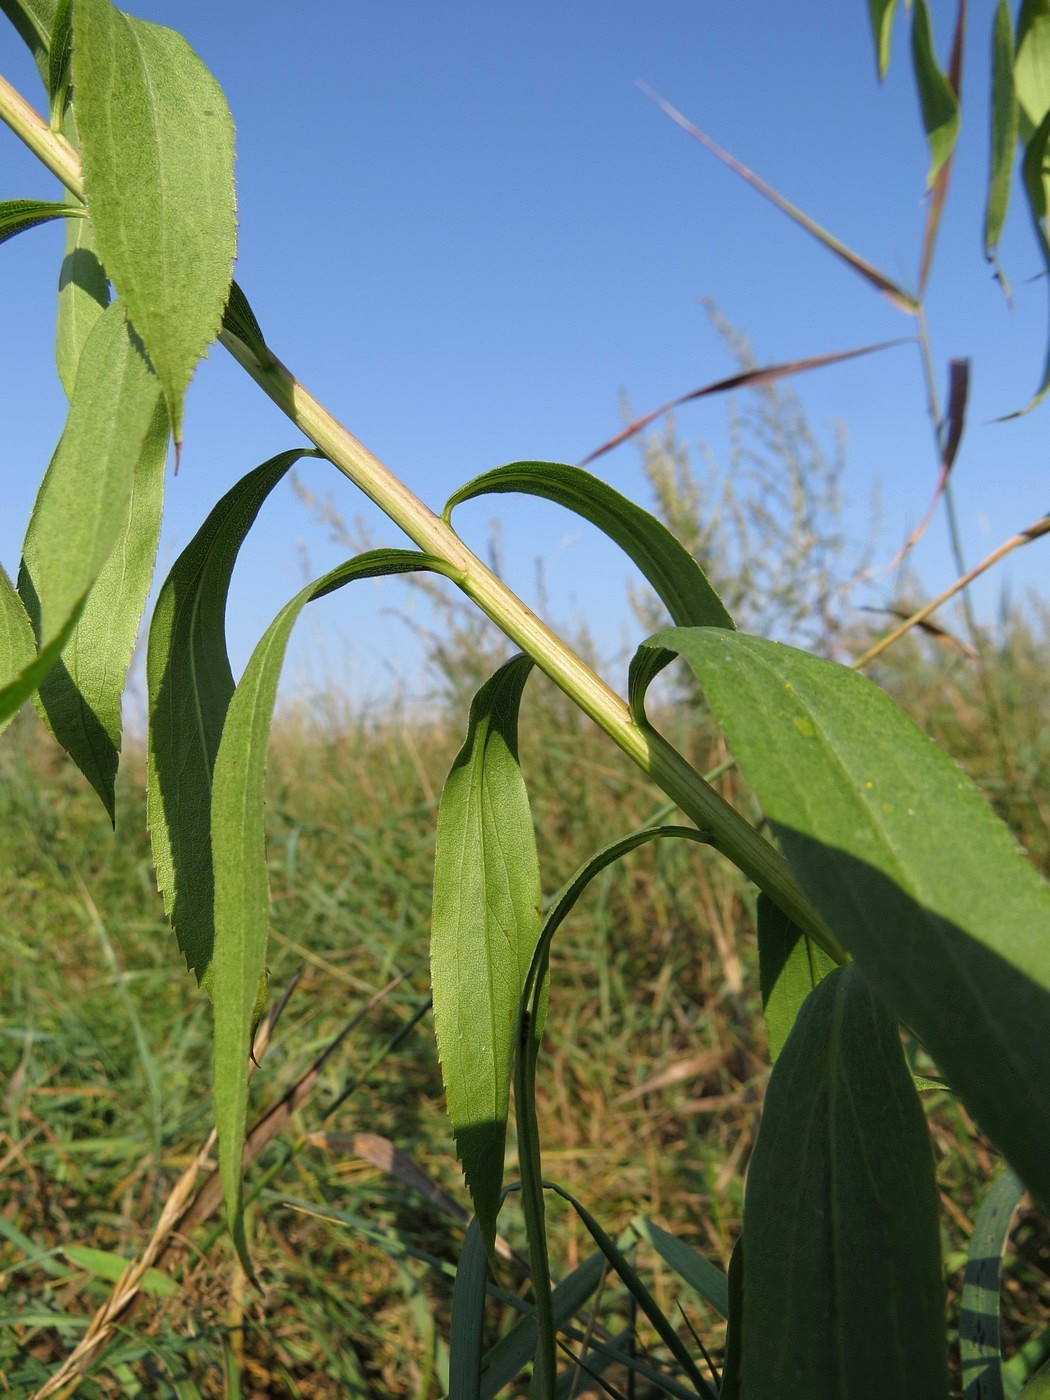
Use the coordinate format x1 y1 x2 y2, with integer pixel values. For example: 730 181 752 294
1021 1359 1050 1398
17 299 161 710
1017 111 1050 414
756 891 837 1062
544 1182 717 1400
960 1165 1025 1400
634 628 1050 1209
449 1219 486 1400
221 280 274 370
0 0 56 86
56 107 110 397
0 563 36 735
480 1250 606 1398
630 1217 729 1319
911 0 961 190
741 964 948 1399
868 0 900 79
212 548 461 1271
431 654 541 1259
32 399 166 819
64 1245 176 1298
0 198 84 248
72 0 237 447
916 0 965 293
0 597 84 731
986 0 1018 289
640 84 919 314
1015 0 1050 149
147 451 313 985
719 1236 743 1400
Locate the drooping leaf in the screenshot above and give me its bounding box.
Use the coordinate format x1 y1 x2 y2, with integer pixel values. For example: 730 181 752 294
868 0 901 79
756 891 837 1063
0 198 85 247
630 1216 729 1319
1015 0 1050 148
887 357 970 569
1017 110 1050 414
212 548 461 1272
740 964 948 1399
32 399 167 820
147 450 316 984
960 1164 1025 1400
18 299 161 683
911 0 961 191
0 563 36 735
916 0 965 293
986 0 1018 293
580 338 910 467
633 628 1050 1209
639 83 919 313
72 0 237 447
430 654 541 1260
0 0 57 87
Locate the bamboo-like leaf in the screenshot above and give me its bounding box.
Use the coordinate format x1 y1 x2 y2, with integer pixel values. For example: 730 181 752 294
0 563 36 735
639 83 919 314
911 0 961 192
916 0 965 293
740 964 948 1398
868 0 901 79
986 0 1018 293
0 0 57 87
147 450 316 984
960 1164 1025 1400
431 654 541 1260
581 339 910 467
632 628 1050 1209
630 1216 729 1319
33 399 167 820
0 197 84 247
72 0 237 448
756 891 837 1063
212 548 460 1272
18 299 161 682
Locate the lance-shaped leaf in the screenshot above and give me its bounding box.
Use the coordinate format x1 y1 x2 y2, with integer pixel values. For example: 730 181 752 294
740 964 948 1399
985 0 1018 293
868 0 901 79
147 450 316 984
1014 0 1050 149
632 628 1050 1209
0 0 57 87
72 0 236 448
911 0 961 192
580 339 909 467
431 654 541 1258
0 198 84 247
32 399 167 820
960 1164 1025 1400
639 83 919 314
212 548 462 1273
17 297 161 688
0 564 36 735
56 108 110 397
916 0 965 293
1016 111 1050 415
47 0 71 124
756 891 837 1063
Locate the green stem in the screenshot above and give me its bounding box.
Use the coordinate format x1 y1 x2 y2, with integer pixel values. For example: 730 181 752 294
0 72 845 965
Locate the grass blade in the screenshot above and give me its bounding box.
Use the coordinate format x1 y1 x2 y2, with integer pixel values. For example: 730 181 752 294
639 83 919 314
0 196 83 245
212 548 459 1272
985 0 1018 294
911 0 962 192
147 451 316 984
629 1217 729 1320
635 628 1050 1209
72 0 236 448
868 0 901 80
449 1219 487 1400
431 655 541 1259
960 1165 1025 1400
756 891 837 1064
740 964 948 1399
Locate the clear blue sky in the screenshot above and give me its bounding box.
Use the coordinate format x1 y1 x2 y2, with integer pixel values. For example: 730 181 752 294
2 1 1047 712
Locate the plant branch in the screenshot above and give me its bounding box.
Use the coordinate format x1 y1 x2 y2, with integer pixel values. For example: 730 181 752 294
0 72 845 963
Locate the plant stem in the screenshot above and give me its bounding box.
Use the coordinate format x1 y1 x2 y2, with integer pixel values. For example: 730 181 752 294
0 72 845 964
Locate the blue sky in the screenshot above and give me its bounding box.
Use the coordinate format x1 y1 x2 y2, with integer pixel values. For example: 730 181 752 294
2 1 1047 712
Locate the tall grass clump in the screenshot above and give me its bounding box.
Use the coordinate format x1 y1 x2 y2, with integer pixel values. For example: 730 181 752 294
1 2 1049 1397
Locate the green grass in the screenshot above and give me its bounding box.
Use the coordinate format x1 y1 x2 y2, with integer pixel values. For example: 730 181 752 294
1 619 1048 1396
